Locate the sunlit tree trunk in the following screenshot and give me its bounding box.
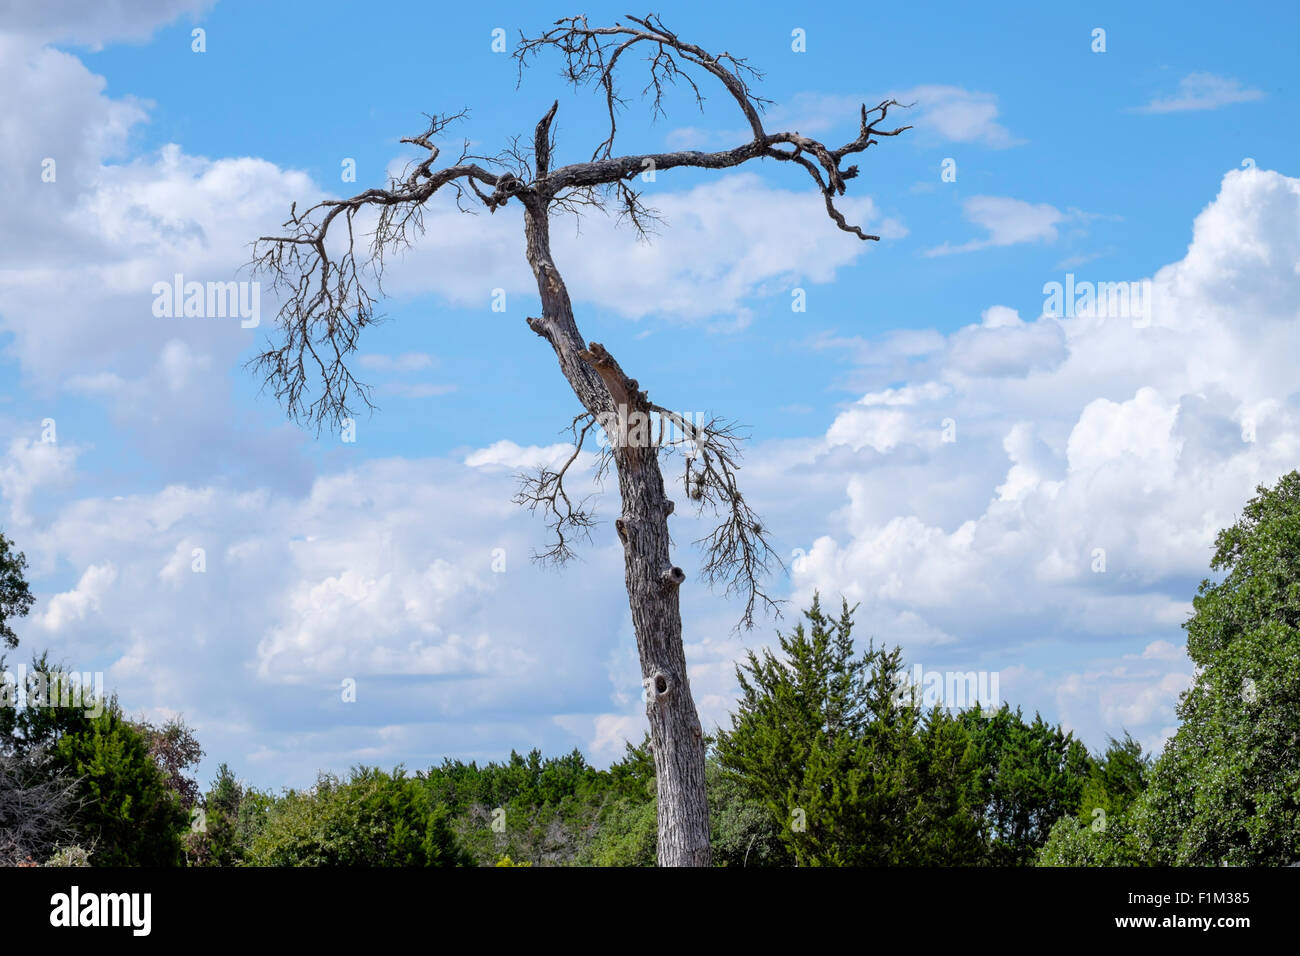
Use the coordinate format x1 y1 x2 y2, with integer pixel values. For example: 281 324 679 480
522 200 711 866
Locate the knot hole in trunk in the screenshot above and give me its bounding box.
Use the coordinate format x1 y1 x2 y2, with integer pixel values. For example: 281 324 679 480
660 566 685 592
644 669 671 702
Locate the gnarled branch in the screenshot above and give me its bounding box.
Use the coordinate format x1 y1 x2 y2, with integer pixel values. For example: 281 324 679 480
248 14 904 628
515 14 910 240
248 113 513 432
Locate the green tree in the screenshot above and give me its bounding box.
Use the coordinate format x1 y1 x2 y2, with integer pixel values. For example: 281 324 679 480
0 530 34 650
1038 811 1143 866
51 704 189 866
1132 471 1300 864
573 738 658 867
706 759 790 867
584 796 657 867
188 763 272 866
905 707 984 865
716 596 874 864
962 705 1094 865
422 745 644 866
1037 734 1148 867
247 767 470 866
0 651 70 756
1077 732 1149 826
715 596 986 865
2 654 189 865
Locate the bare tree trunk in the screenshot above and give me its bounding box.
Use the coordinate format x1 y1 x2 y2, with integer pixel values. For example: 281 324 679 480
613 443 711 867
521 200 711 866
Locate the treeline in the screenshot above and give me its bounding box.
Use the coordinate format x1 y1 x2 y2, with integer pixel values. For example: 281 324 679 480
3 471 1300 866
0 603 1146 867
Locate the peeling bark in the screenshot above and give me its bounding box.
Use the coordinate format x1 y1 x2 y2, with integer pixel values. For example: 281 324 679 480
521 198 710 865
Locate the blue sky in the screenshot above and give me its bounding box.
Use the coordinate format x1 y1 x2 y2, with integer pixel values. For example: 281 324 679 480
1 0 1298 790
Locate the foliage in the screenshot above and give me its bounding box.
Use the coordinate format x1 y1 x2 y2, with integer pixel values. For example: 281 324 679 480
1 652 78 757
1127 471 1300 864
582 793 658 867
50 704 189 866
715 596 900 865
420 744 656 866
961 704 1094 865
246 766 470 867
138 717 204 810
43 844 92 867
1038 811 1143 866
0 530 34 650
715 596 1094 866
1076 733 1150 826
17 474 1300 868
2 653 188 866
186 763 274 866
1037 733 1150 866
706 759 789 867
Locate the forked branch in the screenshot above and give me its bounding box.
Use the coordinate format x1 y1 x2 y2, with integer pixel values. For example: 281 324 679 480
248 113 517 432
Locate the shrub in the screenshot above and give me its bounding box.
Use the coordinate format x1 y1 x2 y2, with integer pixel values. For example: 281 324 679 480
246 767 469 867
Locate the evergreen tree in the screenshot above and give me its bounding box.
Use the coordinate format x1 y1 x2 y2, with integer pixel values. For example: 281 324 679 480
1077 732 1149 827
963 705 1094 865
51 703 189 866
188 762 268 866
905 707 984 865
716 596 874 863
716 596 987 865
2 654 189 865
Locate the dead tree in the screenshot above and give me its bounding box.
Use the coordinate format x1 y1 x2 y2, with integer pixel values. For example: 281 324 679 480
249 13 908 867
0 751 83 866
